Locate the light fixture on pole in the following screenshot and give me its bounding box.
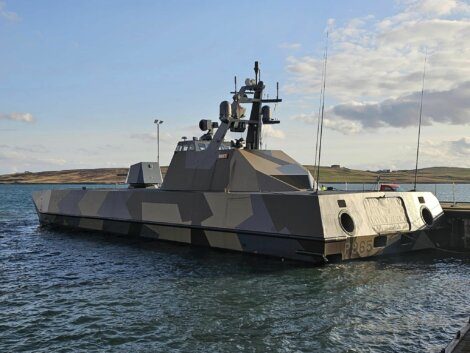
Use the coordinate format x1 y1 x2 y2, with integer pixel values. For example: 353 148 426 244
154 119 164 164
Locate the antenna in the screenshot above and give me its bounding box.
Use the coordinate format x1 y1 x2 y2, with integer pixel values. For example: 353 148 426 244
234 76 237 93
273 82 280 113
315 31 329 192
254 61 259 84
413 49 427 191
313 40 326 187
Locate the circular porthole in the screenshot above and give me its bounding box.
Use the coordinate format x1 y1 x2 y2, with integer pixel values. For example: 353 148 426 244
421 207 433 226
339 211 355 235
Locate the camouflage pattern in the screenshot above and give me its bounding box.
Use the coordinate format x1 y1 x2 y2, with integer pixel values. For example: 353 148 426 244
31 64 445 264
33 186 443 264
163 148 314 192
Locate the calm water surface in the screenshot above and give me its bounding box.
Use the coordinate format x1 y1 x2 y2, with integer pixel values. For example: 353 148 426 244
0 184 469 353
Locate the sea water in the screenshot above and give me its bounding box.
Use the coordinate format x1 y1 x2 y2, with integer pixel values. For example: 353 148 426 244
0 184 469 352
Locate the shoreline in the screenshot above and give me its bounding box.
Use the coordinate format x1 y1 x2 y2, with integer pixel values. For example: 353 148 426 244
2 182 469 185
1 166 469 185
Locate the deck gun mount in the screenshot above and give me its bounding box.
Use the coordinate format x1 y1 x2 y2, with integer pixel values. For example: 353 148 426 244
199 61 282 150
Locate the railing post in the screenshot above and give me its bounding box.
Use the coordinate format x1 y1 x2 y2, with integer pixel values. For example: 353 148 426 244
452 182 456 206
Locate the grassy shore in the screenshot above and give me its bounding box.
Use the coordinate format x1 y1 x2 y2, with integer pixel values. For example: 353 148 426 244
305 166 470 183
0 166 469 184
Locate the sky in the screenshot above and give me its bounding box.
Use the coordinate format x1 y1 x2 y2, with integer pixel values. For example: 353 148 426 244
0 0 469 174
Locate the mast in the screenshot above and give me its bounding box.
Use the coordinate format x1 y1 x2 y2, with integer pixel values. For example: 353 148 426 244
243 61 281 150
315 31 329 192
245 62 263 149
413 50 427 191
245 85 264 149
202 62 281 151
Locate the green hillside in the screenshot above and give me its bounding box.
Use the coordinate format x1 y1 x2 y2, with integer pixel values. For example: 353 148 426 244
305 166 470 183
0 166 468 184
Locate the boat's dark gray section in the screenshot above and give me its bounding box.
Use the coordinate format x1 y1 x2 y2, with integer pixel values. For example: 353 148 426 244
33 187 441 263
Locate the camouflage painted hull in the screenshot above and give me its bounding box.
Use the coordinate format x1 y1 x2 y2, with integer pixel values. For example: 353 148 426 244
33 188 443 264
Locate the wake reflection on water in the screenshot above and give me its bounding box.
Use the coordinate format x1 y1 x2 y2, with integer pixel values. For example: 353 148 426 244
0 184 469 353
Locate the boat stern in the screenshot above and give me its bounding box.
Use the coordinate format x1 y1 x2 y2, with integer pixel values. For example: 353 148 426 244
317 190 444 260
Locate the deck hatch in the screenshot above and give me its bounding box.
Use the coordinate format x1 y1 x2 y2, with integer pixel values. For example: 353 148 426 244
363 197 410 234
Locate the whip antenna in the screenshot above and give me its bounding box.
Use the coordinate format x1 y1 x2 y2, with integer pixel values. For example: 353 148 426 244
313 43 326 184
315 31 329 192
413 50 427 191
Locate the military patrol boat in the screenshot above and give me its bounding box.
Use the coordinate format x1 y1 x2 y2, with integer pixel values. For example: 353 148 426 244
33 63 443 264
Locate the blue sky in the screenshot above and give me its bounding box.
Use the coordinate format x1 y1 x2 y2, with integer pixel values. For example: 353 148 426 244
1 0 469 173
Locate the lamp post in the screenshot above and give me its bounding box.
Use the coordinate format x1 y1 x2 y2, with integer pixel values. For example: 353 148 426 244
154 119 164 164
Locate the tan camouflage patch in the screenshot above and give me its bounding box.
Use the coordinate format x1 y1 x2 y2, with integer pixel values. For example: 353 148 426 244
142 202 183 223
78 191 108 216
158 226 191 243
205 230 243 251
79 217 104 230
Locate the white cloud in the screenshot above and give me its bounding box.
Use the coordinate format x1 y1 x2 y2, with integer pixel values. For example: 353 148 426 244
0 149 66 174
262 124 285 139
449 137 470 155
323 117 363 134
395 0 469 19
290 113 316 125
290 113 362 134
327 81 470 129
420 136 470 167
0 1 19 22
284 0 470 132
0 112 35 123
